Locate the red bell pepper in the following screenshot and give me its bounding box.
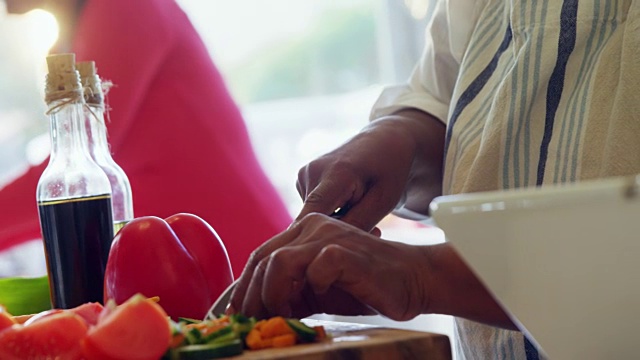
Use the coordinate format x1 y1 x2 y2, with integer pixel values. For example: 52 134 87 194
103 213 233 320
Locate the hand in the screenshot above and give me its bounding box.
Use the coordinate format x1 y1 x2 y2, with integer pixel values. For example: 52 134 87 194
296 110 445 231
228 213 431 321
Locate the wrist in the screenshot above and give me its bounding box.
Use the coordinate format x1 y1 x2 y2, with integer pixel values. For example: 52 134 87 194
420 243 518 329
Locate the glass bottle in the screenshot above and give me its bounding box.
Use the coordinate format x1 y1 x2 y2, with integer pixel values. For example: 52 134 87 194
37 53 114 309
77 61 134 234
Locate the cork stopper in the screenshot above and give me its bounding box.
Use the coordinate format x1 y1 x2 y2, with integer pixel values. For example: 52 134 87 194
76 60 96 78
45 53 83 105
76 61 104 105
46 53 75 76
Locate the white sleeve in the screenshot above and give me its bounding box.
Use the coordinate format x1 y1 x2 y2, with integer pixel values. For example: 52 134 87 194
370 0 486 124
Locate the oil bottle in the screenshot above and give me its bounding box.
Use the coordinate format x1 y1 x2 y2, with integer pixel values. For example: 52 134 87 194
77 61 134 234
36 53 114 309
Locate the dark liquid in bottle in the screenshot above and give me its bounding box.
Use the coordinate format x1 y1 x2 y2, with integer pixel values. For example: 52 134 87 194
38 194 114 309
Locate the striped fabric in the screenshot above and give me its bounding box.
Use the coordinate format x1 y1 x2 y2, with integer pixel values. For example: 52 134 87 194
373 0 640 358
445 0 639 196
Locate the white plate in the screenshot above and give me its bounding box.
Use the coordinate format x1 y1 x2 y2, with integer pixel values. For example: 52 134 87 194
430 175 640 360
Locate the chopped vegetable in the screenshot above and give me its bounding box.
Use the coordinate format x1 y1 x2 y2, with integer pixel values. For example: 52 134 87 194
313 325 328 341
229 313 256 342
0 312 87 360
22 302 103 327
82 294 172 360
246 326 269 350
179 317 201 325
174 340 243 360
201 325 234 343
1 295 326 358
0 276 51 316
272 333 297 348
169 332 187 349
261 316 295 338
286 318 318 342
164 313 326 354
68 302 103 326
242 316 325 350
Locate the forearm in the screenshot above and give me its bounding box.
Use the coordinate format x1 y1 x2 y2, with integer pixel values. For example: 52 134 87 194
421 243 517 330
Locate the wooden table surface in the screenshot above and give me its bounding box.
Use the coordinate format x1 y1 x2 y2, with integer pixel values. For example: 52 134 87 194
228 319 452 360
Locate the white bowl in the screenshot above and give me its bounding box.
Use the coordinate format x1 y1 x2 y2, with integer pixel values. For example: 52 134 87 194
430 175 640 360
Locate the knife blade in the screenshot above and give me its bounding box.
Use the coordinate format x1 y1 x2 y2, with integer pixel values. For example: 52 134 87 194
204 279 238 321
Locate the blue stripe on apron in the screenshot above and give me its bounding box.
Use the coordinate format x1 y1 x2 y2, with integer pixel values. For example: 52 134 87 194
535 0 579 186
444 26 513 160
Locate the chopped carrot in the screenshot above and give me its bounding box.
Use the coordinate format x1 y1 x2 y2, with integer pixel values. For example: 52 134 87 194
245 328 263 350
259 338 274 348
253 319 267 332
200 323 227 336
272 334 297 348
245 317 326 351
260 317 295 338
184 322 208 331
216 315 230 324
246 317 299 350
182 319 229 339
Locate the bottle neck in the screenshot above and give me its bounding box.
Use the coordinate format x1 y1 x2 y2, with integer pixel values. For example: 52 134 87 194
48 99 92 162
83 102 135 223
84 103 111 160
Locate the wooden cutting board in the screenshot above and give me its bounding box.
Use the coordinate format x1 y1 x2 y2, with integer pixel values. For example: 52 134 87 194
229 319 451 360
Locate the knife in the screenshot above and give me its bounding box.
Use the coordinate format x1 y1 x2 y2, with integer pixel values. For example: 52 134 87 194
204 279 238 321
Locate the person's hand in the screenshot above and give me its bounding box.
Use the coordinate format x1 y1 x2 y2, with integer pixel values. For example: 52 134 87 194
228 213 431 320
296 110 445 231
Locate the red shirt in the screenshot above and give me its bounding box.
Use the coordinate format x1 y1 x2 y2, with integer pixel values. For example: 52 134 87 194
0 0 292 277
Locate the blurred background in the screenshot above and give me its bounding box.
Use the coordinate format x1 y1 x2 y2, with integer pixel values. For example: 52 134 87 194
0 0 451 340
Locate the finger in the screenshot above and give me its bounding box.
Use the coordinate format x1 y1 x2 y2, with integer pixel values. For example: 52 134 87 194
338 186 396 231
261 246 315 316
240 257 270 318
305 244 352 294
308 240 423 321
306 244 382 314
295 176 311 204
295 174 363 222
229 223 304 313
296 163 316 200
